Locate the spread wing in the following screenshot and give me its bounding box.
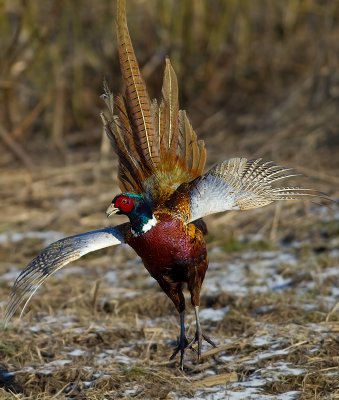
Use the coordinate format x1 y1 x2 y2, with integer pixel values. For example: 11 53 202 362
4 223 129 325
101 0 206 205
168 158 330 223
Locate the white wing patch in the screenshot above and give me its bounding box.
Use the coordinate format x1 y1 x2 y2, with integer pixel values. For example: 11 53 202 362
189 173 241 220
188 158 327 223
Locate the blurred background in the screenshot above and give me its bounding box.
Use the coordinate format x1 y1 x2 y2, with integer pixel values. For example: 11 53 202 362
1 3 338 397
1 0 339 172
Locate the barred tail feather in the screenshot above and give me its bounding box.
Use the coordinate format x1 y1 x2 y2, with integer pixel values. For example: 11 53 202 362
102 1 206 202
116 0 158 167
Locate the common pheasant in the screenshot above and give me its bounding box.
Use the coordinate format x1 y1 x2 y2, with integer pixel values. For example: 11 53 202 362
5 0 328 368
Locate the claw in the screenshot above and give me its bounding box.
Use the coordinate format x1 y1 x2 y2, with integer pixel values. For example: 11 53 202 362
169 311 190 369
170 308 217 368
187 306 218 361
202 333 217 348
170 335 189 369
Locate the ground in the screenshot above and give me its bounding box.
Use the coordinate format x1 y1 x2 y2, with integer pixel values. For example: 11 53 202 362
1 2 339 398
0 156 338 400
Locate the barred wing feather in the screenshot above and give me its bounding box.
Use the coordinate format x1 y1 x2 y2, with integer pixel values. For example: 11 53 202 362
188 158 328 222
4 224 129 325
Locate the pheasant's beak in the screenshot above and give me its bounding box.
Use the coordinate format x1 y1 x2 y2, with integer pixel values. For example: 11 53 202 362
106 203 119 218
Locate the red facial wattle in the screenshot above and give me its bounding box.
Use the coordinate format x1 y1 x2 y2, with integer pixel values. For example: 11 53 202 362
114 196 134 214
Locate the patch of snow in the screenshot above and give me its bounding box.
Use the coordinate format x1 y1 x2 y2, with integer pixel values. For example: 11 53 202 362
276 392 301 400
0 300 7 309
0 231 64 246
15 366 35 374
55 265 85 277
68 349 87 357
124 386 139 396
223 388 262 400
95 352 112 365
204 248 301 298
329 249 339 258
246 348 290 364
324 370 339 377
1 268 21 281
43 314 77 326
200 307 229 322
37 359 72 375
314 266 339 280
104 270 117 284
170 386 229 400
223 383 300 399
219 355 235 363
115 355 134 365
204 369 217 376
271 279 293 292
71 327 86 335
252 336 275 347
81 375 112 390
29 326 42 333
303 303 317 311
241 378 266 388
263 362 304 377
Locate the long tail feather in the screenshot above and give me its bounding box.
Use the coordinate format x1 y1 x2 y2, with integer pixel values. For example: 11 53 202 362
116 0 158 167
162 58 179 154
101 1 206 202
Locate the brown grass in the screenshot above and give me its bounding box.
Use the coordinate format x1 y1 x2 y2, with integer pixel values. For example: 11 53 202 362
0 161 338 398
0 0 338 398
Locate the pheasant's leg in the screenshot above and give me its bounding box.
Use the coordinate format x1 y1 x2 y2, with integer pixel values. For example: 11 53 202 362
188 306 217 360
169 310 189 369
156 278 190 368
187 261 217 361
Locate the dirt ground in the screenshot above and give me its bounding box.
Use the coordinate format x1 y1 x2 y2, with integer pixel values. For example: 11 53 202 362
0 146 338 400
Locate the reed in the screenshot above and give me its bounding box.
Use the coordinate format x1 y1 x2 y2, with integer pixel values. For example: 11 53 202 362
0 0 338 156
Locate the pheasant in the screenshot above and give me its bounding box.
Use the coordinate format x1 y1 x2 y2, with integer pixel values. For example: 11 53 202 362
5 0 328 368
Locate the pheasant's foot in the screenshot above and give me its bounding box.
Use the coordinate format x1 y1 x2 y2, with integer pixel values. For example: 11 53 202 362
202 333 217 348
170 311 192 369
170 309 217 368
170 334 190 369
187 329 217 361
188 304 217 361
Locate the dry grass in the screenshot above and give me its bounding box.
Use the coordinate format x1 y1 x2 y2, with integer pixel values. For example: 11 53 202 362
0 0 339 171
0 0 338 398
0 161 338 399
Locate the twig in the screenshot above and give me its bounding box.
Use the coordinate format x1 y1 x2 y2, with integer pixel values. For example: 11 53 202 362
325 301 339 323
270 202 282 242
200 341 245 359
0 124 35 169
296 166 339 186
91 280 101 312
12 93 51 139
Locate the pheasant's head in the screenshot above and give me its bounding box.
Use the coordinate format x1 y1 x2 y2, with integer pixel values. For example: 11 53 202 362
106 193 156 236
106 193 144 217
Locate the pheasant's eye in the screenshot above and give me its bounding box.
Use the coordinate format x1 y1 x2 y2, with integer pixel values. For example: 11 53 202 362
115 196 134 214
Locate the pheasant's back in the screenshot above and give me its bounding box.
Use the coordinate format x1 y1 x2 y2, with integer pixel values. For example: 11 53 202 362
101 0 206 206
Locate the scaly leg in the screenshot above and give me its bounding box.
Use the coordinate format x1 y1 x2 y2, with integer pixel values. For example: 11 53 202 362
169 311 190 369
187 306 217 360
155 278 191 368
187 255 217 360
